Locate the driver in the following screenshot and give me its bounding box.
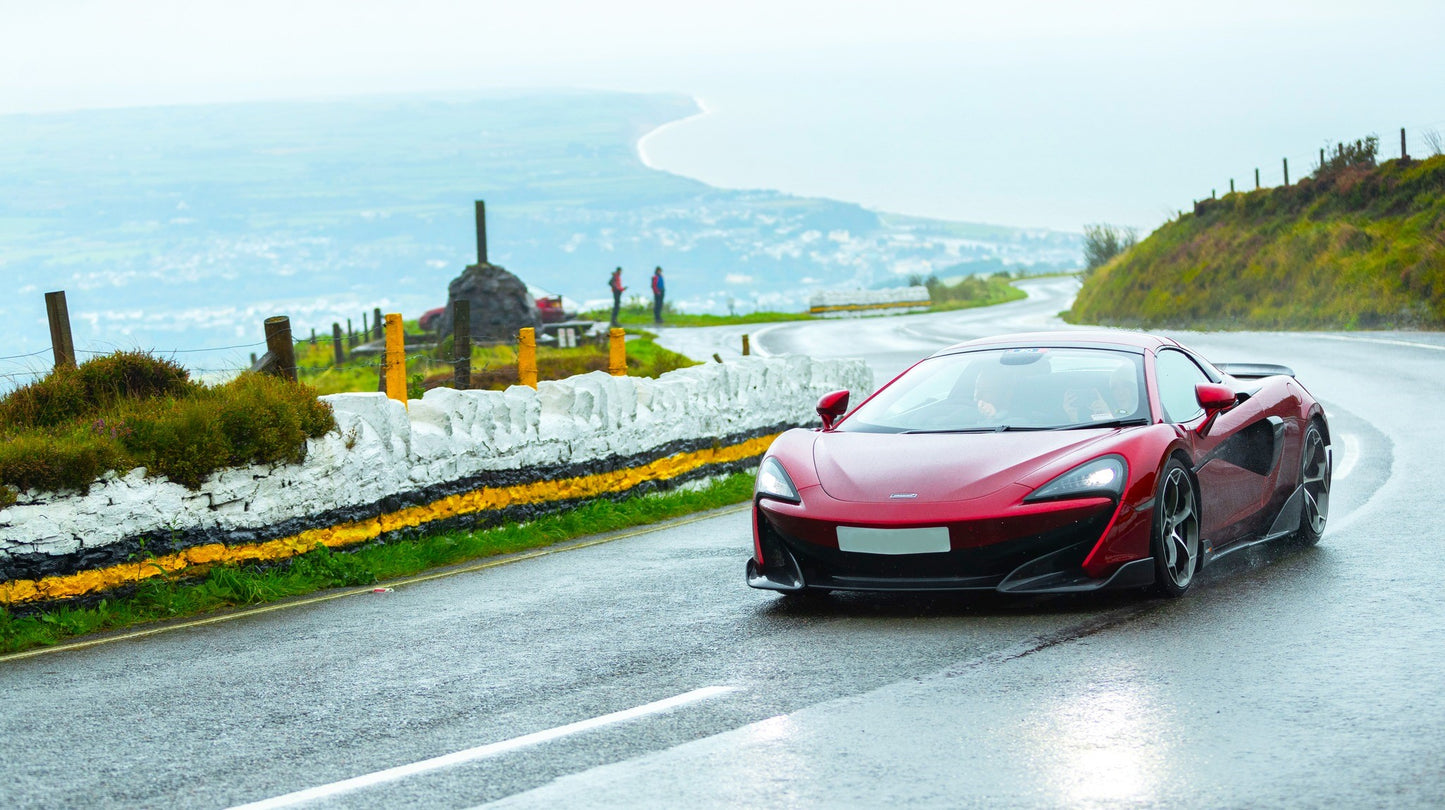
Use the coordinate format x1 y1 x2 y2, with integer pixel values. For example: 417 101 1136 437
974 366 1015 420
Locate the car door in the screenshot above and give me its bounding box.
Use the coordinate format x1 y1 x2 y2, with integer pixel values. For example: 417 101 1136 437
1153 348 1267 546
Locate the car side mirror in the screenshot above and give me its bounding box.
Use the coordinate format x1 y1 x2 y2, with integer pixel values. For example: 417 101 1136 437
1194 382 1235 435
816 390 850 431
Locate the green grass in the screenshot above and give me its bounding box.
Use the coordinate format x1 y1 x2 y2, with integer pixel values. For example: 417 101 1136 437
584 301 813 327
589 276 1025 326
922 274 1028 311
0 472 756 655
1069 154 1445 330
294 328 699 395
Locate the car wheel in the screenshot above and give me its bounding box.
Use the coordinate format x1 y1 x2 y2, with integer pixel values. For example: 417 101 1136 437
1293 421 1330 546
1152 459 1200 598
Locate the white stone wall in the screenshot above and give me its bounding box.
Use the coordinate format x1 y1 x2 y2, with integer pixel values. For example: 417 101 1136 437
0 356 871 561
809 286 931 317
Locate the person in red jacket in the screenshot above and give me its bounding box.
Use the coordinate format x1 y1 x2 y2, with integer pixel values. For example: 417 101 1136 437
609 267 626 327
650 266 666 325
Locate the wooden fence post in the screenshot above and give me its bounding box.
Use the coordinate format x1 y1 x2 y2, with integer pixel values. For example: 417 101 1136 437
1401 127 1408 161
44 291 76 369
384 313 407 406
452 300 470 390
518 327 537 388
373 307 384 341
347 318 355 348
1255 168 1260 189
1320 147 1325 171
362 312 369 340
608 328 626 376
332 323 344 366
1229 179 1235 194
262 316 297 382
1283 157 1289 186
742 334 751 356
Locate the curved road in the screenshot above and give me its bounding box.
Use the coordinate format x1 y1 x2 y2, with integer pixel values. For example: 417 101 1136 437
2 279 1440 808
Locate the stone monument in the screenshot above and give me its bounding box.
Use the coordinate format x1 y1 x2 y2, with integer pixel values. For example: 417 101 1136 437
438 200 539 341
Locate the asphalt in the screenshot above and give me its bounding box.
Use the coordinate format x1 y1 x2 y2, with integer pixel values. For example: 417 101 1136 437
2 279 1439 809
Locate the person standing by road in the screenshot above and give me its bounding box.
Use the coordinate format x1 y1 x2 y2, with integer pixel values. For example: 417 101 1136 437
650 266 666 325
609 267 626 327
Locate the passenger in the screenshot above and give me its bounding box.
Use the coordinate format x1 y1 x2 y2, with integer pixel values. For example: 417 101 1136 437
1063 364 1140 422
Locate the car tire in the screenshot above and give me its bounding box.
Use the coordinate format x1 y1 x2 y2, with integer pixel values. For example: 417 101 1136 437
1292 421 1330 547
1151 458 1201 598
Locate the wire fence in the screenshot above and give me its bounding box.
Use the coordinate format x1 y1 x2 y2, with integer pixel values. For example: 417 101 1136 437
0 298 546 399
1191 120 1445 209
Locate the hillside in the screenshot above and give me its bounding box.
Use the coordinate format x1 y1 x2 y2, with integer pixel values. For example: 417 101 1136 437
1068 154 1445 329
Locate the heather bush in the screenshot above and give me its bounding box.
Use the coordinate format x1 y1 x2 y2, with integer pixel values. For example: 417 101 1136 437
0 354 336 495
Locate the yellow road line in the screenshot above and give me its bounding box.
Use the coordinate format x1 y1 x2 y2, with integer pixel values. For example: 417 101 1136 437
0 503 752 663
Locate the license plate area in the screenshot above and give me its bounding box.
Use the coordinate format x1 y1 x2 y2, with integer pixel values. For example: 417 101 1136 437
836 526 951 555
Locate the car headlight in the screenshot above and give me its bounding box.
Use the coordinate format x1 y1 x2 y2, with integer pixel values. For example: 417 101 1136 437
1024 455 1126 503
755 456 801 504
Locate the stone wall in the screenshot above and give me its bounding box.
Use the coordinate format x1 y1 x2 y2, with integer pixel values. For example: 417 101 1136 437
0 356 872 608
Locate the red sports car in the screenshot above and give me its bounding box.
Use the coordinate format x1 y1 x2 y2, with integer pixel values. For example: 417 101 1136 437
747 331 1331 598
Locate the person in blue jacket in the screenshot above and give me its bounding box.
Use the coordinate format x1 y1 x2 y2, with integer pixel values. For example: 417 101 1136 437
650 266 666 325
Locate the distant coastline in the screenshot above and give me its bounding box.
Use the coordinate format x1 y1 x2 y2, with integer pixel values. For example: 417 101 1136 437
635 96 712 170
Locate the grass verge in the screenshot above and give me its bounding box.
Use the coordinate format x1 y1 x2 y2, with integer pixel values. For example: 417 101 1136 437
0 472 755 655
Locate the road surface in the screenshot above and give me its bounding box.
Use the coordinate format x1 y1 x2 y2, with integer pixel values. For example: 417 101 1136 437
2 278 1439 808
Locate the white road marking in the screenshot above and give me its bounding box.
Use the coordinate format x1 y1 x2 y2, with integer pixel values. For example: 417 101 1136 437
1307 334 1445 352
228 686 738 810
1335 432 1359 482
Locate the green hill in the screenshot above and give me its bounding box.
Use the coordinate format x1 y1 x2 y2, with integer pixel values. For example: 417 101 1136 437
1068 154 1445 329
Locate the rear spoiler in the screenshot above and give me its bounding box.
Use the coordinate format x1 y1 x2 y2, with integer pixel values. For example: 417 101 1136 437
1216 362 1295 379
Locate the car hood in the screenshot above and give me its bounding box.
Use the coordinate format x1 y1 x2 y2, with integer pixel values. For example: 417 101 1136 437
812 430 1115 503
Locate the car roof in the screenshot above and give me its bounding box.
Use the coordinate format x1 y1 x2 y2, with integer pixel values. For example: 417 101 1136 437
930 330 1179 357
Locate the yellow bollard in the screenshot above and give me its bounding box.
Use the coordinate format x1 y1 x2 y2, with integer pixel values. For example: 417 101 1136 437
608 327 626 376
518 327 537 388
384 313 408 408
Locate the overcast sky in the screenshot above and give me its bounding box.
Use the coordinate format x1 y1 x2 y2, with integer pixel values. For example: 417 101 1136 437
4 0 1443 230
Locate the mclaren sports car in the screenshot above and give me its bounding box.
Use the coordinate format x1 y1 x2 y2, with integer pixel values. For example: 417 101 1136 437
747 331 1331 598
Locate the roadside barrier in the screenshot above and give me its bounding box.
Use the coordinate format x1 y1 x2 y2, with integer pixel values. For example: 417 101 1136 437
0 355 871 608
809 286 930 317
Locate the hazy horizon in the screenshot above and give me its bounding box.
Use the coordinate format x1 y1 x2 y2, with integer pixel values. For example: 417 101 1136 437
5 1 1442 233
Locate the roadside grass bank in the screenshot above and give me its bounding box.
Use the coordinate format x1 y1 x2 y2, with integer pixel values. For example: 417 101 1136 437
592 273 1027 327
918 273 1027 312
585 301 812 327
0 472 755 655
1068 153 1445 330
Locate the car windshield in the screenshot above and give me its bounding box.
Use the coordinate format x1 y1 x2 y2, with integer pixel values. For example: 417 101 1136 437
839 347 1148 433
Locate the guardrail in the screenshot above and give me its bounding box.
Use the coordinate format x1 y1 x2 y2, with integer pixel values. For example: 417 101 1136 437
809 286 931 318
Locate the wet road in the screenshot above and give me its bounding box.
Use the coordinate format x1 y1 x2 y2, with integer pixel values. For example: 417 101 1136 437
3 279 1441 808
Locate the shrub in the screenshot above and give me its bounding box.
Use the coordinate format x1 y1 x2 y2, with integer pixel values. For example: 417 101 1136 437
1315 135 1379 178
0 357 336 495
1082 224 1138 274
0 352 195 430
0 428 127 494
